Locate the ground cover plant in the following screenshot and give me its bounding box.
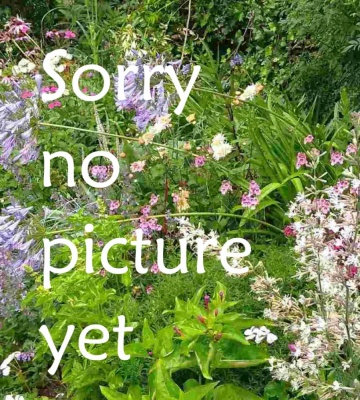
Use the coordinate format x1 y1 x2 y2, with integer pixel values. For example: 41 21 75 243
0 1 359 399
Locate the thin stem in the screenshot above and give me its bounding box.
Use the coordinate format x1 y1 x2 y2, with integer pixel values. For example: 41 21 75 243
38 122 199 157
181 0 192 62
113 211 283 233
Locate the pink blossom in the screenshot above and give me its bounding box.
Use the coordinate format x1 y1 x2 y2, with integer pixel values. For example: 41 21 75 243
82 87 88 93
146 285 154 295
284 225 297 237
304 135 314 144
150 194 159 206
241 193 259 209
48 101 61 109
249 180 261 196
220 180 233 195
172 193 180 203
334 180 349 194
330 151 344 166
130 160 146 173
346 143 358 155
20 90 33 99
64 30 76 39
296 152 308 169
141 205 151 216
194 155 206 167
150 263 160 274
45 31 56 39
109 200 120 211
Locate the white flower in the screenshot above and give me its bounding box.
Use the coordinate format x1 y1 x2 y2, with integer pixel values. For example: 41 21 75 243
5 396 25 400
332 381 341 391
12 59 36 75
1 352 20 376
239 84 257 101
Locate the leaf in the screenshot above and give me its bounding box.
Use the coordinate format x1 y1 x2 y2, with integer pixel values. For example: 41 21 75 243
213 384 264 400
123 343 149 358
183 382 219 400
221 325 249 345
142 319 155 349
259 182 282 201
100 386 128 400
194 341 214 380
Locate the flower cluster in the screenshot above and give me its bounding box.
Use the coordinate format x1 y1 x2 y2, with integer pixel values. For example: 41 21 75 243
0 90 39 174
172 188 190 212
252 123 360 399
114 51 175 131
0 16 30 43
210 134 233 160
233 83 264 104
140 114 172 145
0 205 43 318
241 180 261 209
136 193 162 236
45 30 76 40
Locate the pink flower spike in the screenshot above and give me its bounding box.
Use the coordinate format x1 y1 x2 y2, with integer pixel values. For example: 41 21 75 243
64 30 76 39
194 155 206 167
304 135 314 144
296 152 308 169
330 151 344 166
220 180 233 195
249 180 261 196
20 90 33 99
130 160 146 173
346 143 358 155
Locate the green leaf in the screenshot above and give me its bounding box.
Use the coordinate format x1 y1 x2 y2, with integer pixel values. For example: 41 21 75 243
183 382 219 400
100 386 128 400
213 384 264 400
142 319 155 349
194 341 214 380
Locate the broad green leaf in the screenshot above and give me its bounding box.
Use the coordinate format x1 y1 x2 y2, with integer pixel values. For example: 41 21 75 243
183 382 219 400
100 386 128 400
142 319 155 349
213 384 264 400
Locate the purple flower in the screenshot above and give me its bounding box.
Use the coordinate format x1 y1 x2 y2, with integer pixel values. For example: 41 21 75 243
0 204 43 317
230 54 243 68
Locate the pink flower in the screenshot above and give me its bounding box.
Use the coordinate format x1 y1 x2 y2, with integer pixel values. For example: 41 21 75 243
150 263 160 274
284 225 297 237
314 199 331 214
130 160 146 173
5 17 31 37
146 285 154 295
48 101 62 109
296 152 308 169
20 90 33 99
304 135 314 144
241 193 259 209
45 31 56 39
150 194 159 205
109 200 120 211
220 180 233 195
172 193 180 203
330 151 344 166
82 87 88 93
141 205 151 216
346 143 358 155
249 180 261 196
64 30 76 39
334 180 349 194
194 155 206 167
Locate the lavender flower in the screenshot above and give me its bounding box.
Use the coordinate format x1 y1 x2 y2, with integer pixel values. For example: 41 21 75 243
0 204 43 318
0 90 39 174
230 54 243 68
114 53 174 131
